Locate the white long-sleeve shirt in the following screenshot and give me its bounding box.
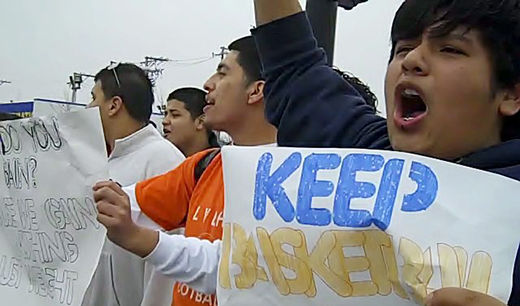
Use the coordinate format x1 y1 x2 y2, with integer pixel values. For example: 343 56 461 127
82 124 185 306
145 232 221 295
124 184 222 295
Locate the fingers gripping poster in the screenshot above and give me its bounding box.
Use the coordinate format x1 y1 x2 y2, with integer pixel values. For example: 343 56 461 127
0 108 108 306
219 147 520 305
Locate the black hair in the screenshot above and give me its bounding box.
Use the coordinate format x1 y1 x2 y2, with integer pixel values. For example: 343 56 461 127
94 63 154 123
333 68 378 113
390 0 520 140
167 87 207 119
167 87 220 148
228 36 263 84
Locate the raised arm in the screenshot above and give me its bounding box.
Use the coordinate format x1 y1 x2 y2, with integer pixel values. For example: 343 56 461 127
253 0 302 26
252 1 389 149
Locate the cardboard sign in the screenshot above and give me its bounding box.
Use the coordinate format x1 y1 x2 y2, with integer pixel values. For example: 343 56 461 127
0 108 108 305
219 146 520 305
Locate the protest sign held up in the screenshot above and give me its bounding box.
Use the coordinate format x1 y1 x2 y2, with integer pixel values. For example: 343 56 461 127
219 146 520 305
0 108 108 306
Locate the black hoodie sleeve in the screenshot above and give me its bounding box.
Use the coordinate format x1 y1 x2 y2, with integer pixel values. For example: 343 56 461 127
251 12 390 149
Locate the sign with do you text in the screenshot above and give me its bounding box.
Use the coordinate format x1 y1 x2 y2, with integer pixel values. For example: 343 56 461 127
0 108 108 306
219 147 520 305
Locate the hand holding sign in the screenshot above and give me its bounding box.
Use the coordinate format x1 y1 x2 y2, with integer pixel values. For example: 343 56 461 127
94 181 159 258
426 288 506 306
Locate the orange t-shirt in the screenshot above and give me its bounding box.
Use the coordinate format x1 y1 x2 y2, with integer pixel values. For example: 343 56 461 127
136 149 223 306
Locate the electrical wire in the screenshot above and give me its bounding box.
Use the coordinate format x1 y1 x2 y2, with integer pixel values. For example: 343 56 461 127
168 57 215 66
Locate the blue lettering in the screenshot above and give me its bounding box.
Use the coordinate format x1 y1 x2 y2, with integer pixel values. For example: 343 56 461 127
333 154 384 227
372 159 405 230
296 153 341 226
253 152 301 222
252 152 439 228
401 162 438 212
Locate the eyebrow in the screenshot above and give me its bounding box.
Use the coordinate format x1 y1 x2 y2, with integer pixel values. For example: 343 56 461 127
217 63 229 71
429 32 474 45
165 106 182 113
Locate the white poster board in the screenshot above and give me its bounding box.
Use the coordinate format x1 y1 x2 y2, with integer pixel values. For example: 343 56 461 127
32 99 87 117
219 146 520 305
0 108 108 305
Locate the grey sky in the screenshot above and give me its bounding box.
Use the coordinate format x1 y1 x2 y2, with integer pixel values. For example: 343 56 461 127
0 0 402 114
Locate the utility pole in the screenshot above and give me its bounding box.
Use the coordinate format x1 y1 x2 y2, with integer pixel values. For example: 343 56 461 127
140 56 171 85
306 0 338 66
67 73 94 102
212 47 227 61
140 56 171 111
306 0 368 66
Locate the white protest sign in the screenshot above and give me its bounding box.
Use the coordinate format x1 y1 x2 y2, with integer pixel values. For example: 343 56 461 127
219 146 520 305
0 108 108 306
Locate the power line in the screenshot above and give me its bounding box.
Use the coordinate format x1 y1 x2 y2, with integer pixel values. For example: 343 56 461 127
168 57 215 66
62 49 223 103
170 56 214 63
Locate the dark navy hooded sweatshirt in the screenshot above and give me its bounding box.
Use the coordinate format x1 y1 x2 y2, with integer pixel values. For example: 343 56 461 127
251 12 520 305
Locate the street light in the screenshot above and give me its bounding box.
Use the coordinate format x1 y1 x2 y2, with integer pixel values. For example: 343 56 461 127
305 0 369 66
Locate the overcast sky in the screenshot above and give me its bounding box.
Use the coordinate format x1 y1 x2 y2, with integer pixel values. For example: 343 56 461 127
0 0 402 114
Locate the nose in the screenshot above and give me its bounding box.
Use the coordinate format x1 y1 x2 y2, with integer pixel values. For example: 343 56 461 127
401 44 429 76
203 74 216 93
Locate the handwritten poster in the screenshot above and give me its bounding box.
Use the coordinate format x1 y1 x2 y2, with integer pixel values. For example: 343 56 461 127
219 146 520 305
0 108 108 305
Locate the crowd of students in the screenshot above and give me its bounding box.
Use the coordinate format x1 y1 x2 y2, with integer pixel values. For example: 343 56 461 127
2 0 519 305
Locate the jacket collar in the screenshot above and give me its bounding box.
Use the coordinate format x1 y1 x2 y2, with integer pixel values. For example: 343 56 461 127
457 139 520 170
109 124 159 160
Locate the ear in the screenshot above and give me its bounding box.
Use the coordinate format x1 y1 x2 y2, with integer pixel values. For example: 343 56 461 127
246 80 265 105
195 114 206 131
107 96 124 117
498 84 520 117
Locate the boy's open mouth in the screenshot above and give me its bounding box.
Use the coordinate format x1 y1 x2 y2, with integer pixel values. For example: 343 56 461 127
394 85 428 129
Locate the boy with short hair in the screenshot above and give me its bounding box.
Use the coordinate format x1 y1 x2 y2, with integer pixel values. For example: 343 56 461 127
252 0 520 304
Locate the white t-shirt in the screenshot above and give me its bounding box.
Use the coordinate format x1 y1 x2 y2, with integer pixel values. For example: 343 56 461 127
82 124 185 306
